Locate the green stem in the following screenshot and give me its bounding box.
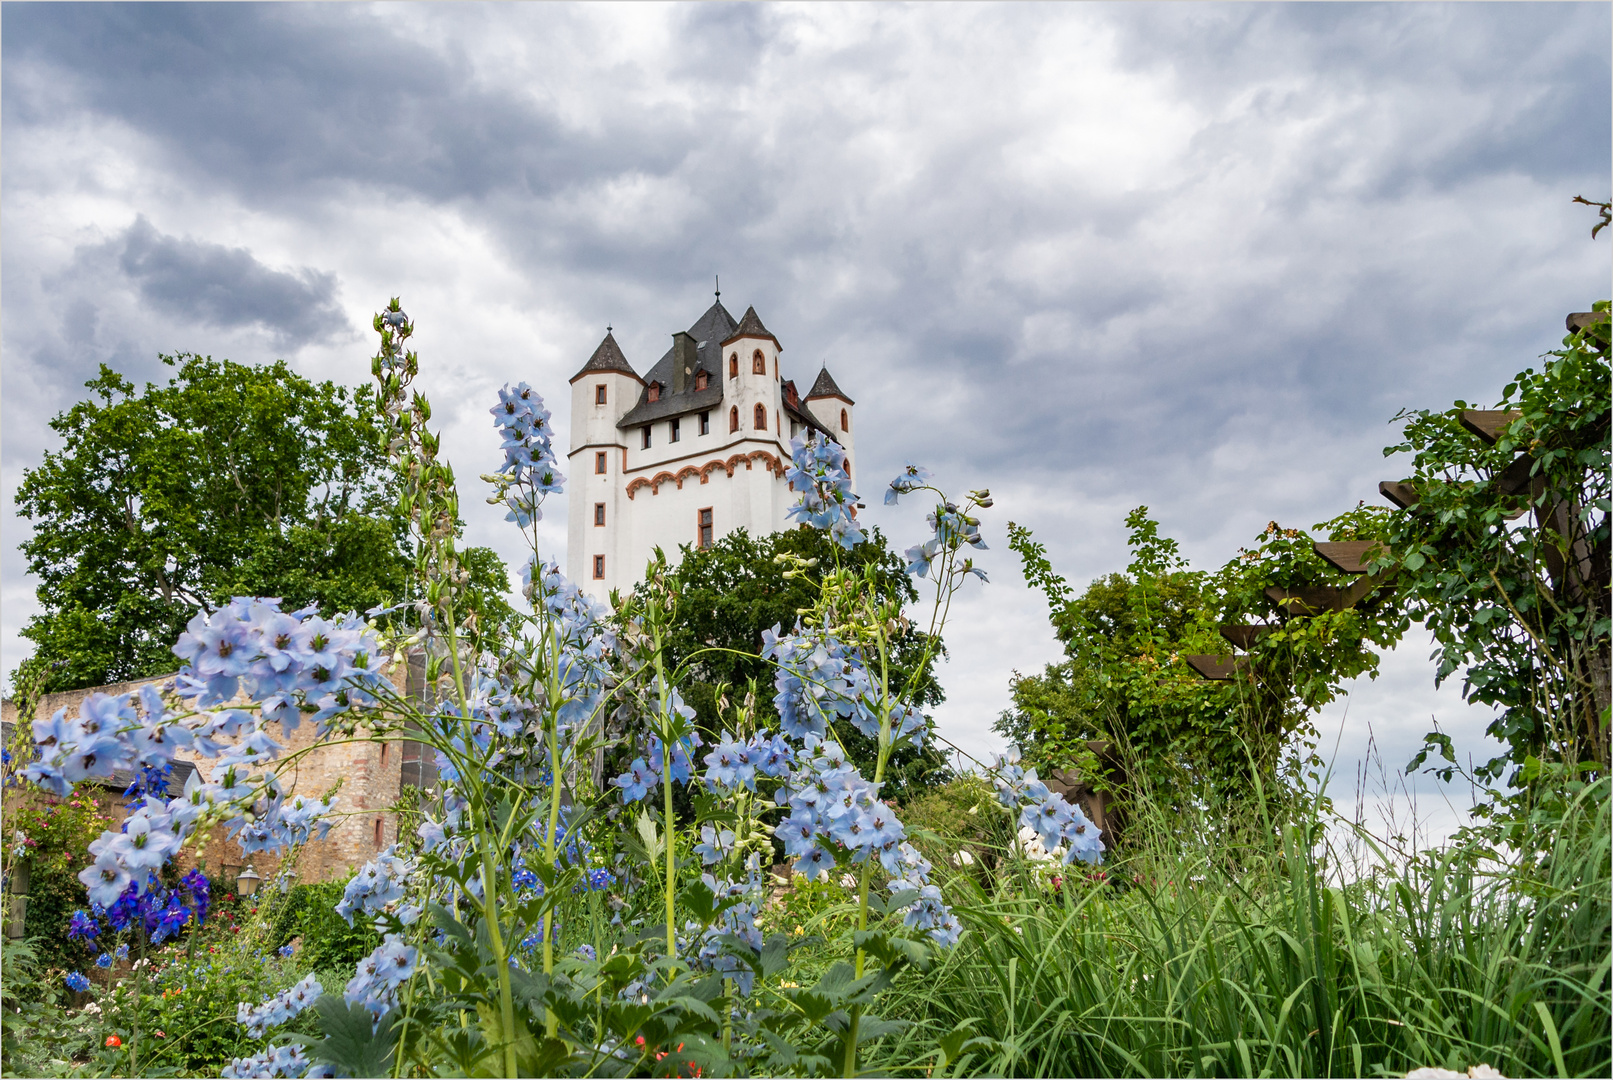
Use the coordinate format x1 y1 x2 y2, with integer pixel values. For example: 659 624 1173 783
542 623 564 1039
478 841 520 1078
654 641 677 969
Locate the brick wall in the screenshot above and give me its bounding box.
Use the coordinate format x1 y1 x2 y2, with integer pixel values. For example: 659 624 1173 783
2 669 410 887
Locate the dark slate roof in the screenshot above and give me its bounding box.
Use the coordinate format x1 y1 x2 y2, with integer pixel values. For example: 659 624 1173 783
721 305 779 348
618 301 737 428
780 385 832 438
805 365 854 405
570 331 640 383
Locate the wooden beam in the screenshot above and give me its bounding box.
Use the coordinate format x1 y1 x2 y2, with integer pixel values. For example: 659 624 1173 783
1218 624 1268 651
1380 479 1419 510
1460 410 1521 445
1185 654 1251 681
1314 540 1384 574
1567 310 1609 334
1265 585 1348 616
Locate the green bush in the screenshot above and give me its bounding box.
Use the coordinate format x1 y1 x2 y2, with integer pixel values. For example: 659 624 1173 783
272 877 379 974
4 795 116 975
112 948 305 1075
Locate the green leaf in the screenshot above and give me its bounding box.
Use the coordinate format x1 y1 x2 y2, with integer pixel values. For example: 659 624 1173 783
306 994 399 1078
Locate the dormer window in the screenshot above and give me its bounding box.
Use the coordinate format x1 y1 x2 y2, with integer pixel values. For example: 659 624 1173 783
752 350 766 374
695 370 709 391
647 382 661 403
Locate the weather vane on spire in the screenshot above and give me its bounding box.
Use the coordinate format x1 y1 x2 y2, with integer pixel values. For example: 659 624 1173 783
714 275 720 300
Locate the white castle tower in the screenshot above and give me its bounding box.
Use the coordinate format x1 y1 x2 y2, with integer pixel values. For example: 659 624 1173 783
566 297 855 601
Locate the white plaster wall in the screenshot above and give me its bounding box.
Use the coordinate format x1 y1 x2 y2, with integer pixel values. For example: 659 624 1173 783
567 327 853 604
566 369 636 590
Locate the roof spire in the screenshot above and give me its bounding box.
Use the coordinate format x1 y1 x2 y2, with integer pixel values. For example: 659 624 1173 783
714 274 720 300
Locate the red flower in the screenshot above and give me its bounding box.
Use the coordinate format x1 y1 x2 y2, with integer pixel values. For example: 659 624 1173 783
105 1036 122 1048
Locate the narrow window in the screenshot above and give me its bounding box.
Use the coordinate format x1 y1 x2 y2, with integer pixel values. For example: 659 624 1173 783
595 384 607 405
670 417 681 443
729 406 739 433
699 410 710 436
380 742 388 766
790 420 799 439
593 554 606 580
594 503 606 527
752 350 766 374
642 427 652 450
374 818 384 848
841 408 849 431
595 451 607 474
753 404 767 430
729 354 738 378
695 370 709 391
647 382 661 403
698 508 714 549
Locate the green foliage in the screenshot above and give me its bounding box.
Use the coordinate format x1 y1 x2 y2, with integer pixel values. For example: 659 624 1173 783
1391 304 1610 790
122 949 305 1075
11 354 512 693
896 775 1001 873
3 795 116 973
1001 507 1404 805
645 525 951 798
272 879 381 975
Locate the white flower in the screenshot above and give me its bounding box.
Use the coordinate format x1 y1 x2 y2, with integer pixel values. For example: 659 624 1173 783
951 850 975 867
839 873 858 890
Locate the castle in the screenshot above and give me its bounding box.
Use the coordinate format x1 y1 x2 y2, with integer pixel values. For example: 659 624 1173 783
566 298 855 600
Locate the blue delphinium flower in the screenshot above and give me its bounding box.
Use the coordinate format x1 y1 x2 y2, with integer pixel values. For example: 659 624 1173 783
785 433 864 549
237 973 324 1039
343 935 418 1019
489 383 565 527
884 462 934 505
67 909 99 942
64 971 91 992
990 750 1104 865
94 953 113 969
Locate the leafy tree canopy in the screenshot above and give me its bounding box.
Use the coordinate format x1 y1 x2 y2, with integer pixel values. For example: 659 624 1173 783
13 354 510 694
638 525 951 799
1000 505 1407 804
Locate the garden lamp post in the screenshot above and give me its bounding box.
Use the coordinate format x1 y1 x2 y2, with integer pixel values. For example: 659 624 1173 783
236 864 261 898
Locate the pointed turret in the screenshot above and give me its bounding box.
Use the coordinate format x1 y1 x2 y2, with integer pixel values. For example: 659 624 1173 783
721 305 781 349
570 331 640 383
805 365 854 405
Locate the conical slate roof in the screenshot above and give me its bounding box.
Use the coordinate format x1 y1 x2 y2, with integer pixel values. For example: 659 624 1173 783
570 331 639 383
721 305 780 348
806 365 853 405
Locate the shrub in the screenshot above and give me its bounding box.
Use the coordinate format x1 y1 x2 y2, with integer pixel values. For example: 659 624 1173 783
4 794 116 974
273 878 379 974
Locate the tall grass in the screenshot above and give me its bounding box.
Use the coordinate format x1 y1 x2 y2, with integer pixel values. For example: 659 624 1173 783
873 774 1611 1078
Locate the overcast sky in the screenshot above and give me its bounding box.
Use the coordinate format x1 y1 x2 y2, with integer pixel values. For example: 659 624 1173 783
4 2 1608 839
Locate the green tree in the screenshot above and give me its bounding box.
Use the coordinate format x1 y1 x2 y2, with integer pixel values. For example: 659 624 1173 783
1395 303 1610 792
1001 506 1405 804
13 354 511 694
638 526 951 798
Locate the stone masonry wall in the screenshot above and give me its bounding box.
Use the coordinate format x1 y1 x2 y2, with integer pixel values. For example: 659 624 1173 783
2 668 409 887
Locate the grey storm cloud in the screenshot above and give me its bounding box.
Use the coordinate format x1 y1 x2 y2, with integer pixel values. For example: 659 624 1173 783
104 216 348 348
1 2 1607 807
